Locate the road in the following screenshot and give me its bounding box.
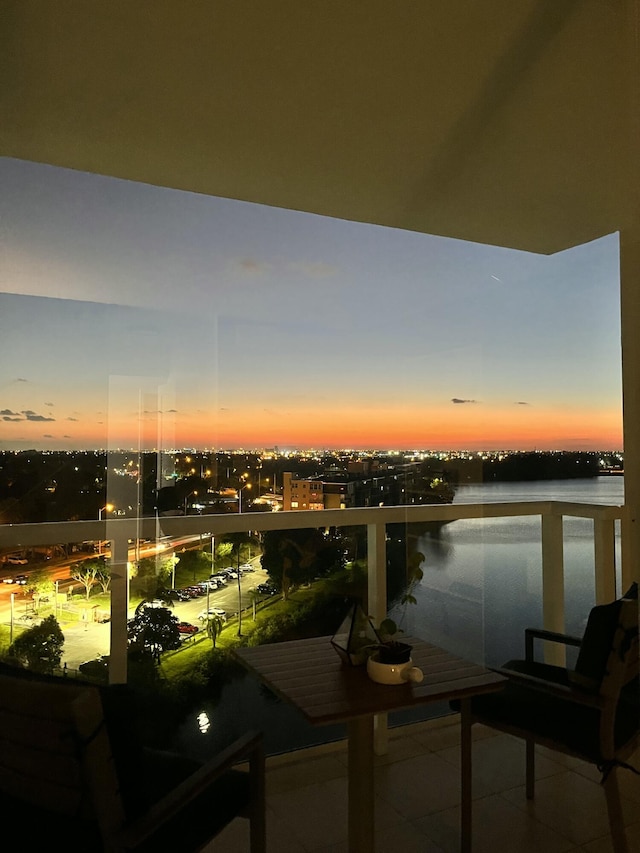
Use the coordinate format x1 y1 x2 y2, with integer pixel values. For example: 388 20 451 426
0 533 206 605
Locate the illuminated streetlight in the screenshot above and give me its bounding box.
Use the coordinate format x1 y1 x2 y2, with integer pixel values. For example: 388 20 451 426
99 503 114 521
238 481 251 513
184 490 197 515
98 503 114 555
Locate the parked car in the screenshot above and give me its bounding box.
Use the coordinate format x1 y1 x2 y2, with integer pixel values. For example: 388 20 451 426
240 563 254 572
180 586 201 598
177 621 199 635
198 607 226 622
143 599 172 608
224 569 239 579
6 555 28 566
169 588 191 601
256 583 278 596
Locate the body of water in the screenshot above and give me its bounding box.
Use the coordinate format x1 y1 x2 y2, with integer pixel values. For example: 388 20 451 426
393 476 624 668
173 476 624 759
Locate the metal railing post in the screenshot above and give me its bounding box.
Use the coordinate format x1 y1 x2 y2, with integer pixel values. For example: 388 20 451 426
368 520 388 755
593 516 617 604
109 529 130 684
541 509 565 666
367 521 387 626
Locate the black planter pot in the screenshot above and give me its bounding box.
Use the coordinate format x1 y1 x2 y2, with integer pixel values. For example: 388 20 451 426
376 641 412 665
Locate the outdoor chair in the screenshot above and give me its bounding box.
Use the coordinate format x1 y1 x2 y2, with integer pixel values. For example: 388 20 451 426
0 664 266 852
462 586 639 853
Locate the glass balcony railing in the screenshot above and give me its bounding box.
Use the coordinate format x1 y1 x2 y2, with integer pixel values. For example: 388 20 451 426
2 499 625 684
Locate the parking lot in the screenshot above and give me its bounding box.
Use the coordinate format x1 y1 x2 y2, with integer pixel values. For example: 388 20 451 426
61 559 273 668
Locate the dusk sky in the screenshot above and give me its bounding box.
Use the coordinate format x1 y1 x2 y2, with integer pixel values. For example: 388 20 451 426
0 157 622 452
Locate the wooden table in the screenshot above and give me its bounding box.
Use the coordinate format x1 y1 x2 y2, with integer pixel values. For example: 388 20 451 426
235 636 506 853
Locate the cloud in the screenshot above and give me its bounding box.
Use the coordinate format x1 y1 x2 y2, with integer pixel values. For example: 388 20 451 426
23 411 55 422
16 378 27 383
45 401 54 407
515 401 530 406
66 417 79 422
0 409 19 416
166 408 178 413
2 416 21 422
43 433 54 438
451 398 478 404
289 261 338 278
63 434 71 438
234 258 271 275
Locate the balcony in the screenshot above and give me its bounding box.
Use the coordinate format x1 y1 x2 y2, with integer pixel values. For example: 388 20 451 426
3 499 636 851
2 498 628 676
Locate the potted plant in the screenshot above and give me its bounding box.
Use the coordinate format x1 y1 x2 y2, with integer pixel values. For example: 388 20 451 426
372 617 413 664
366 552 425 684
366 616 424 683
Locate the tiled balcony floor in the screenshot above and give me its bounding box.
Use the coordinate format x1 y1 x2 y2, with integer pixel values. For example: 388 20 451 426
206 714 640 853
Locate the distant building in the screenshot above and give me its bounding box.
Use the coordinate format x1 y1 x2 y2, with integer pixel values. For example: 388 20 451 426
282 463 453 511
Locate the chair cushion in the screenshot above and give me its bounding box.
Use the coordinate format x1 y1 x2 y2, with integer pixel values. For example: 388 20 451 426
570 599 623 692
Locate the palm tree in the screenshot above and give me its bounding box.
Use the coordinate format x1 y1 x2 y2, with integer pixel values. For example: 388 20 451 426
206 613 225 648
248 588 261 622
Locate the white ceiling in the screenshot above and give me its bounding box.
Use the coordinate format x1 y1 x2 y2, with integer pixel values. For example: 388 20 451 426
2 0 636 254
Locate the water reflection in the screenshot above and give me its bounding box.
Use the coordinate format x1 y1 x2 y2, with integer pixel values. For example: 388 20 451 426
197 711 211 734
390 477 623 667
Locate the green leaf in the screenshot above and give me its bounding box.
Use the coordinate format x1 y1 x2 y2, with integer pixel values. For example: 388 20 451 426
378 617 398 638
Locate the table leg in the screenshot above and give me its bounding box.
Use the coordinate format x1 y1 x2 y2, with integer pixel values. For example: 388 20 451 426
347 716 375 853
460 698 472 853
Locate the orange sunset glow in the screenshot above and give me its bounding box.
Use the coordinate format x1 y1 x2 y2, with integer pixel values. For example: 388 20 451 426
0 160 622 453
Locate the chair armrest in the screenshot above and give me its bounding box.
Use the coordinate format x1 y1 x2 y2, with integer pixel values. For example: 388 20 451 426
525 627 582 662
118 730 264 849
496 665 604 709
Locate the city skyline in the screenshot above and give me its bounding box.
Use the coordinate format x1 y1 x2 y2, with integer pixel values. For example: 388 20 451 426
0 157 623 453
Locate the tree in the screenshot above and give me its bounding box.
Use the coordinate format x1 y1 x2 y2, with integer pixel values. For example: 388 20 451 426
26 565 55 611
127 606 181 662
261 528 345 600
95 562 112 594
8 614 64 673
175 548 211 583
215 541 234 564
205 613 226 648
71 558 102 600
130 555 173 599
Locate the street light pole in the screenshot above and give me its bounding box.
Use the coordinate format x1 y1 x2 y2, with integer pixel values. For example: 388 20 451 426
184 490 197 515
98 503 113 555
238 482 251 513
